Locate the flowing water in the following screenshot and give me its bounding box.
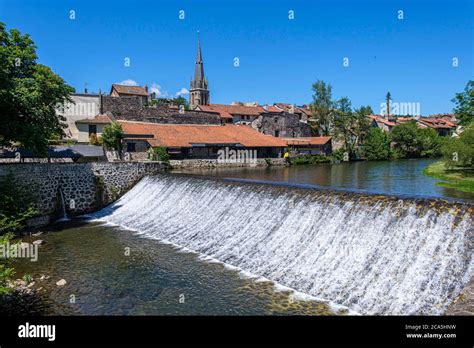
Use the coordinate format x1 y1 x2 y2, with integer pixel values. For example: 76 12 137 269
88 174 473 315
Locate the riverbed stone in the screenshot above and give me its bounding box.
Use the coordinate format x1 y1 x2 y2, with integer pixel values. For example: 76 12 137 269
56 279 67 287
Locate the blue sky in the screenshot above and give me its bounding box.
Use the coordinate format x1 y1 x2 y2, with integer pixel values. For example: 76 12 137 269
1 0 472 114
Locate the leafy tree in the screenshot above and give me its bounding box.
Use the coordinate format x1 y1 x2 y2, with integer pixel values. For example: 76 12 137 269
362 128 391 160
0 22 74 155
390 121 421 158
385 92 391 118
333 97 356 155
417 127 442 158
101 122 124 155
452 80 474 126
442 125 474 168
353 106 373 148
390 121 442 159
311 80 334 136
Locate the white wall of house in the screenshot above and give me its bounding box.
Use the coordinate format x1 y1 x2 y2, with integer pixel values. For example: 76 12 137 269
56 94 100 140
76 123 107 143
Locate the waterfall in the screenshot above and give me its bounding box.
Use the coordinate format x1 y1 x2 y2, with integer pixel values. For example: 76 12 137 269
92 174 473 315
57 187 69 222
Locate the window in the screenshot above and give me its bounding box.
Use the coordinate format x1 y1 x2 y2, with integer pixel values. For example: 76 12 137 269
88 125 97 136
127 142 136 152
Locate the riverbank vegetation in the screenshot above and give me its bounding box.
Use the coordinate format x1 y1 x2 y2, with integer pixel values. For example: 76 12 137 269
0 174 38 294
424 125 474 193
423 161 474 194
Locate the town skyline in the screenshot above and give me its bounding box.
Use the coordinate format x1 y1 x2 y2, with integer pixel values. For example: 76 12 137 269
1 0 472 114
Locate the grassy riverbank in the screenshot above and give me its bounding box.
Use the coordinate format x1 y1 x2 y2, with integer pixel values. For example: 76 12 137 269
423 161 474 194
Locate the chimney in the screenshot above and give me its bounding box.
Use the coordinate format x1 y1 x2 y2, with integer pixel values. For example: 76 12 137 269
145 84 148 94
84 87 88 94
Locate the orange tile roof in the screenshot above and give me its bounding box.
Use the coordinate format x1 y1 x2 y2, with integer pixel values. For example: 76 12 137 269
119 121 287 148
76 114 113 124
368 115 397 127
112 84 148 96
201 104 265 117
419 118 455 129
263 105 284 113
283 137 332 146
197 105 234 119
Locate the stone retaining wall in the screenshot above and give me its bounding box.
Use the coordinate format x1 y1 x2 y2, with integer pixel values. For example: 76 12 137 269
0 162 164 226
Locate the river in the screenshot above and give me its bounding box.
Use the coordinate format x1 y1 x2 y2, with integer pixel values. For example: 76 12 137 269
9 159 474 315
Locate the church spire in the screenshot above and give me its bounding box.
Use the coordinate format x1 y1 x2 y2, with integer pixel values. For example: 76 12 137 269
189 31 210 107
193 31 205 86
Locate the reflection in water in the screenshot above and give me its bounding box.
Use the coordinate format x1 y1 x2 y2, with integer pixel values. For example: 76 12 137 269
177 159 473 201
11 221 344 316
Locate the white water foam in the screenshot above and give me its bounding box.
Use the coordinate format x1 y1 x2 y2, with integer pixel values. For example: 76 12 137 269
91 175 473 315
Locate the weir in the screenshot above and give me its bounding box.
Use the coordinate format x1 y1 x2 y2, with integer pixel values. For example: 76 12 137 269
92 174 473 315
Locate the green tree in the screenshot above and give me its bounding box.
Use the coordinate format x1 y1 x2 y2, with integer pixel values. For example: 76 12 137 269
311 80 334 136
452 80 474 126
148 146 170 164
0 22 74 155
442 125 474 168
390 121 421 158
418 127 443 158
362 127 391 160
385 92 391 118
101 122 124 155
333 97 356 155
391 121 442 159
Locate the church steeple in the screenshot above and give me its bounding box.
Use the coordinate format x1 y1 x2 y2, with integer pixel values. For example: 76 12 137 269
190 31 210 107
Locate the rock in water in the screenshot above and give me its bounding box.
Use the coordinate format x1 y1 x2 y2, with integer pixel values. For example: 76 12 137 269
56 279 67 287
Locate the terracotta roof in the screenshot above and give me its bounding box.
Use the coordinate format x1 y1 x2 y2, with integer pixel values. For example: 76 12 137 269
76 114 113 124
419 118 455 129
263 105 284 113
119 121 287 148
111 84 148 96
283 137 332 146
197 105 233 119
368 115 397 127
200 104 265 117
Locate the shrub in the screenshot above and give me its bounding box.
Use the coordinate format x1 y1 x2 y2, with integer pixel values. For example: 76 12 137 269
292 154 331 165
442 125 474 168
0 173 37 236
148 146 170 163
89 133 102 146
101 122 124 153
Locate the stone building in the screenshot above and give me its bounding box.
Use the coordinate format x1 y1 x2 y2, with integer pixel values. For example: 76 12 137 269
251 112 312 138
100 95 221 125
189 33 210 107
110 84 149 104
